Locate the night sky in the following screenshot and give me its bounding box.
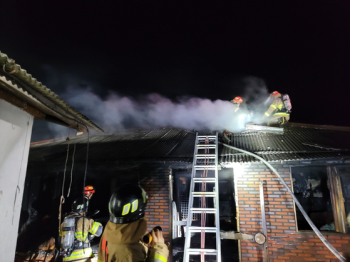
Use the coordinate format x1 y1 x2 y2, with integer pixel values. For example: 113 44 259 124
1 2 350 140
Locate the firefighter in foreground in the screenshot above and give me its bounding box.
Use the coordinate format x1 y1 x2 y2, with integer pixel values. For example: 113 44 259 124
98 184 169 262
262 91 292 126
60 198 103 262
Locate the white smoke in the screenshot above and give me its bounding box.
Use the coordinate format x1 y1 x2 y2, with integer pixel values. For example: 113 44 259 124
56 76 270 133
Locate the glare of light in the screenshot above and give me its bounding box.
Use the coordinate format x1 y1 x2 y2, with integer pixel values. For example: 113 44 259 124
239 113 246 121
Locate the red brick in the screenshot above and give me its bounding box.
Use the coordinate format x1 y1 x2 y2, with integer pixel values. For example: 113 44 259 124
298 246 310 250
327 235 341 239
285 252 297 256
316 251 329 254
336 240 349 244
290 249 303 253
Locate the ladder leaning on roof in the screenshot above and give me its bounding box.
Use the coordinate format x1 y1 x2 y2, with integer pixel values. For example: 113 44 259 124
183 132 221 262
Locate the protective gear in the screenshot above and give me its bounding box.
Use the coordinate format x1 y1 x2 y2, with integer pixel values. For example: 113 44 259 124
72 198 89 213
108 184 148 224
263 92 291 126
84 186 95 194
232 96 243 104
271 91 280 97
282 94 292 112
97 219 168 262
60 215 103 262
61 216 75 251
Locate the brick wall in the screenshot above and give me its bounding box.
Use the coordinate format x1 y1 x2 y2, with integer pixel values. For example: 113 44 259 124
141 167 171 242
234 162 350 262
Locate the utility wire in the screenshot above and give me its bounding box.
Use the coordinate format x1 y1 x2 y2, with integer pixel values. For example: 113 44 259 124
58 130 71 232
67 143 76 197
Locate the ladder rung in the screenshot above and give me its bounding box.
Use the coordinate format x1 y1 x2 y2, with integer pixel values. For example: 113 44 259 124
193 178 216 182
192 192 216 195
188 227 218 233
197 144 216 148
173 221 187 226
191 208 217 213
194 165 217 168
195 154 216 159
188 248 218 255
184 133 221 262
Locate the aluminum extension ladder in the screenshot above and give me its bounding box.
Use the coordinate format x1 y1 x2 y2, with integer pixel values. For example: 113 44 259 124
183 132 221 262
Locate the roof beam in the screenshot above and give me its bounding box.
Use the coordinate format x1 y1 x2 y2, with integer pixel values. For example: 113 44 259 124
0 86 45 119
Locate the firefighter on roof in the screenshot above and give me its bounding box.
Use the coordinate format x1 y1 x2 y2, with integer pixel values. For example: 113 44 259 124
98 184 169 262
263 91 291 126
84 185 95 201
60 198 103 262
231 96 243 112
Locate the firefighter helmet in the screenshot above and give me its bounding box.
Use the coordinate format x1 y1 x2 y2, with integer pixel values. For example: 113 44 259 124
232 96 243 104
108 184 148 224
72 198 88 213
84 185 95 194
271 91 280 97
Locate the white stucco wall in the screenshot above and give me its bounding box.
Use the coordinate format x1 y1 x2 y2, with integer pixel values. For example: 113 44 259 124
0 100 33 261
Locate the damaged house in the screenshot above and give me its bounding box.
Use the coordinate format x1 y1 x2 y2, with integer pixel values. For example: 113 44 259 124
0 51 103 261
24 123 350 261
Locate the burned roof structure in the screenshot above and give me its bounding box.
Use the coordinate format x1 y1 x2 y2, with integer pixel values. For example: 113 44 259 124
25 124 350 261
28 123 350 171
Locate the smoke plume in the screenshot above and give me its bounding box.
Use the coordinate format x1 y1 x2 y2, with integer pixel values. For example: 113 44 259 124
55 76 270 134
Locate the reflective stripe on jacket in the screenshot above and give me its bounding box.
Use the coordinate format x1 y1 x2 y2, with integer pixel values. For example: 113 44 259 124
264 94 289 120
63 247 93 261
264 94 285 117
149 244 168 262
75 218 103 242
61 217 103 261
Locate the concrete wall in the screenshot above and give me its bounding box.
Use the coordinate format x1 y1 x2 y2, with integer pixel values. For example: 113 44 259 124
234 162 350 262
0 100 33 261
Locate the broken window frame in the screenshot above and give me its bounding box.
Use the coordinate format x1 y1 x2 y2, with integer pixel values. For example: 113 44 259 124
326 166 347 233
291 165 348 234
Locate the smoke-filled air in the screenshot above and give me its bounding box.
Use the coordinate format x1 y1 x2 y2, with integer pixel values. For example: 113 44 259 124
48 76 271 136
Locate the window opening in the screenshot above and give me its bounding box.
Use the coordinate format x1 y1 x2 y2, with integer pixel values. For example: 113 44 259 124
291 166 334 231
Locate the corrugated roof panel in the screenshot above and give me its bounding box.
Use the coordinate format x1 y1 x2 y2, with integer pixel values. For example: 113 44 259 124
0 51 102 132
167 132 196 157
28 125 350 167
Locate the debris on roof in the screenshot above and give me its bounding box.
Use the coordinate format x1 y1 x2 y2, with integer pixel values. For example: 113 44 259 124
245 123 284 133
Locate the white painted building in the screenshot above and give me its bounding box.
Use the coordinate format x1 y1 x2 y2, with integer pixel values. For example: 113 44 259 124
0 51 102 262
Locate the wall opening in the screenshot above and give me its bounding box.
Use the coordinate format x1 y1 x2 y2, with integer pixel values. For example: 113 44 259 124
172 168 238 262
291 166 334 231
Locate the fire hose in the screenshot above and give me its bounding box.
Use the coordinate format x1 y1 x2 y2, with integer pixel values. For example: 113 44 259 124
219 142 346 262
